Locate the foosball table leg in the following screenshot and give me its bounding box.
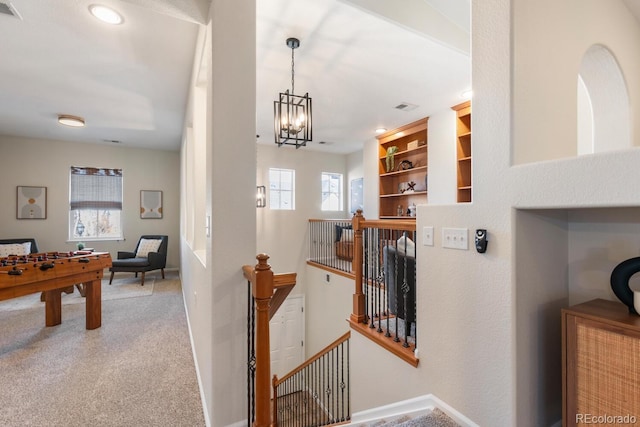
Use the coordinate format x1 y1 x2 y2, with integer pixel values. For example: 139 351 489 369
44 290 63 327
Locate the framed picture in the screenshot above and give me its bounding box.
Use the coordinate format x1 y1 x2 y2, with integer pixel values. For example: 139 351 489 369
16 186 47 219
140 190 163 219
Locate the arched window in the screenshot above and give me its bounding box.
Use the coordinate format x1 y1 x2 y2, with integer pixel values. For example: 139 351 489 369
577 44 631 155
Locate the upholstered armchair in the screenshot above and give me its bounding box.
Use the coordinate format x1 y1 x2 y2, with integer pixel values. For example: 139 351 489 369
383 244 416 332
109 235 168 286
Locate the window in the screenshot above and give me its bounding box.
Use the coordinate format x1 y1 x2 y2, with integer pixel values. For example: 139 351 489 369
69 166 123 240
269 168 295 210
321 172 343 211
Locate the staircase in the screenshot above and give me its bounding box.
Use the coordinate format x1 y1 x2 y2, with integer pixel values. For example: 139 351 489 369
355 409 460 427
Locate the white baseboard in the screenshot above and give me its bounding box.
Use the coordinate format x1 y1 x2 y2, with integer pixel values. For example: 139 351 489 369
182 285 212 427
350 394 479 427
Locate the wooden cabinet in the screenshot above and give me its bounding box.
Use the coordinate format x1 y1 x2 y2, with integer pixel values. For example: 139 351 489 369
376 117 428 219
562 299 640 426
452 101 471 203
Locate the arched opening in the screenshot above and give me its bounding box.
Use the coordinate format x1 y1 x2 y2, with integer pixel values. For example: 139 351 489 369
577 44 631 155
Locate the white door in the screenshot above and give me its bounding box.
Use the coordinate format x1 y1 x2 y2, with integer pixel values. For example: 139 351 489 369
270 295 305 379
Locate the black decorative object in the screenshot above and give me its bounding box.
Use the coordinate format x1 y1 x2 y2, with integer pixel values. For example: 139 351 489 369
610 256 640 314
399 160 413 171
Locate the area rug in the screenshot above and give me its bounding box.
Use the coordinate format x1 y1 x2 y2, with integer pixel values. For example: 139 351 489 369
0 275 155 312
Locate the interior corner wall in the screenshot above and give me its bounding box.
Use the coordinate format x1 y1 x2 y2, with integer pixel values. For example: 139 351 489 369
0 136 180 267
206 0 256 425
514 209 569 426
567 207 640 306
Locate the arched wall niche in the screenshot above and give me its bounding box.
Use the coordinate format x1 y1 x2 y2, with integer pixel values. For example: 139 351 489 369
577 44 631 155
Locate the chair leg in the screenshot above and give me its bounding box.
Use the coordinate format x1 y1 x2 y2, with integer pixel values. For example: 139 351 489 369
140 272 145 286
161 268 165 279
109 271 114 285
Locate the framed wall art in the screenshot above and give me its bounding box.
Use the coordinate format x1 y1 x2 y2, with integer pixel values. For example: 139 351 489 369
16 186 47 219
140 190 163 219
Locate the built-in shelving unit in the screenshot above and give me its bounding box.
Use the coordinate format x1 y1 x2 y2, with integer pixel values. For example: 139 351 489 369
452 101 471 203
377 117 428 219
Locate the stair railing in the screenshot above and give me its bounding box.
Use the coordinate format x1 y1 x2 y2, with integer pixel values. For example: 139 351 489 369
272 331 351 427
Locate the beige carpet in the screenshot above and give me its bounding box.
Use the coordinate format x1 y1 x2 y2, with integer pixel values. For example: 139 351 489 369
0 273 156 312
0 270 206 427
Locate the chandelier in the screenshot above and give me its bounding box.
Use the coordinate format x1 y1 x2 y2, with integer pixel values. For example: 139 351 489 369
274 37 312 148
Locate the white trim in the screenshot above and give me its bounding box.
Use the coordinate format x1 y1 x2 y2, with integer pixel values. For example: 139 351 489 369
349 394 479 427
181 271 211 427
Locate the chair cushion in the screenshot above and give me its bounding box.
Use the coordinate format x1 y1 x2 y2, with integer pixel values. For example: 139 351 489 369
136 238 162 258
0 242 31 257
111 257 151 268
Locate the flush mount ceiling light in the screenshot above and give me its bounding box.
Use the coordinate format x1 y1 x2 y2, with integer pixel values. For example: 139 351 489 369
89 4 123 25
375 128 387 135
460 89 473 99
274 37 312 149
58 114 85 128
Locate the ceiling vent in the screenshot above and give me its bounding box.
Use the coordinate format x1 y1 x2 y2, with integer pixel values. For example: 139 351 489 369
395 102 418 112
0 2 22 19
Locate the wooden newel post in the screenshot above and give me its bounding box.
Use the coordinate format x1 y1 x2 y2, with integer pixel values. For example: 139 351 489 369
350 209 366 324
253 254 274 427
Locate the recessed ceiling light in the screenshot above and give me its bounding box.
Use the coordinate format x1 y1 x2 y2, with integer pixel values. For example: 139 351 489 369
375 128 387 135
460 90 473 99
58 114 85 128
89 4 123 25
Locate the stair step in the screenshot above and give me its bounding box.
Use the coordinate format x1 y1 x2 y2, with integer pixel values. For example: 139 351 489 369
363 408 460 427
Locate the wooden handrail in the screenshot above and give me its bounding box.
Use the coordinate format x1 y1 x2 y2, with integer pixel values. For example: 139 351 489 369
273 331 351 386
349 209 419 366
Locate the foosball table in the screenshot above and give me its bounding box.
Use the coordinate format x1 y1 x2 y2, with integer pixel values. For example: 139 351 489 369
0 251 112 329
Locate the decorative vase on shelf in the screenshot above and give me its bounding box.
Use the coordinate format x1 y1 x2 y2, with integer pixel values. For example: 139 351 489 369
610 256 640 314
386 146 398 172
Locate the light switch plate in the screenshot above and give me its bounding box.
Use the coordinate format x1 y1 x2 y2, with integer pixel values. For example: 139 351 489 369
423 226 434 246
442 227 468 250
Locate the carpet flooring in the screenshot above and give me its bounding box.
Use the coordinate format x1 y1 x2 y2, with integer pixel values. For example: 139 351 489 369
367 409 460 427
0 271 205 427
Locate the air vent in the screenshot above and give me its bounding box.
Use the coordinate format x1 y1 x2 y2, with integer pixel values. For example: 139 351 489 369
0 2 22 19
395 102 418 112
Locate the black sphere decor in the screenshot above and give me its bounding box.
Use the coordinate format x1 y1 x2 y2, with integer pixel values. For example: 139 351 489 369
610 256 640 314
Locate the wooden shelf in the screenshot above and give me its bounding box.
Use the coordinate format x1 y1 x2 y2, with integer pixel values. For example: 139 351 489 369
380 191 427 198
452 101 471 203
377 117 429 218
380 165 427 177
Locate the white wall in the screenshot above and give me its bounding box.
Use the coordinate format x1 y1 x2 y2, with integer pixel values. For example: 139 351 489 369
179 1 256 425
347 149 364 214
0 136 180 268
513 0 640 164
256 144 349 283
405 0 640 425
568 207 640 305
426 109 457 204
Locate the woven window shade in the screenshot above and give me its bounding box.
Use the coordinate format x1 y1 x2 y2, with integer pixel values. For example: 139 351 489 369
70 166 123 210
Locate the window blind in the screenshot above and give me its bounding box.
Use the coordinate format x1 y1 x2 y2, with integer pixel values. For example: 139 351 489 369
70 166 123 210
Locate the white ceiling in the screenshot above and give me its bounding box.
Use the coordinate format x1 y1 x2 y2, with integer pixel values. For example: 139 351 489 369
0 0 471 153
